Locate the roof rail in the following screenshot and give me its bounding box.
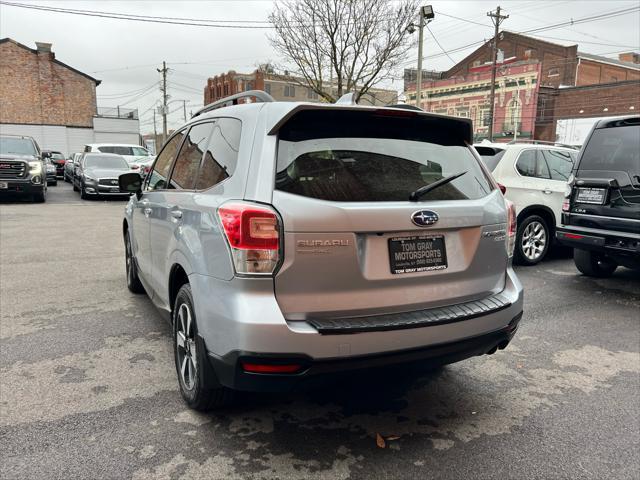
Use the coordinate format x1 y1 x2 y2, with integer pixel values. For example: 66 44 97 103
506 139 579 149
192 90 275 118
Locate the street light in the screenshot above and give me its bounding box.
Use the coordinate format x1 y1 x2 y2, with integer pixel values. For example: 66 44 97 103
407 5 435 110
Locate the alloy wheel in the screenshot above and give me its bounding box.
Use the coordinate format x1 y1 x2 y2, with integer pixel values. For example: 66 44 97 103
176 303 197 391
521 220 547 261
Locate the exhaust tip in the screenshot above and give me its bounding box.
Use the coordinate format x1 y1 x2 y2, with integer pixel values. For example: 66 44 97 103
486 345 498 355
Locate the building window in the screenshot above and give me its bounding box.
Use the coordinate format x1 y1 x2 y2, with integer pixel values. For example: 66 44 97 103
264 83 271 95
456 108 469 118
548 68 559 77
284 85 296 97
504 98 521 131
478 107 490 128
307 88 318 100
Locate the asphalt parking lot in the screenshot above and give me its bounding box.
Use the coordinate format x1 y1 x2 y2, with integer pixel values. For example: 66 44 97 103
1 182 639 480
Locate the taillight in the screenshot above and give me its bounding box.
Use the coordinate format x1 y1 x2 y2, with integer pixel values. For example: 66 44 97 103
562 198 570 212
506 200 516 258
217 202 280 275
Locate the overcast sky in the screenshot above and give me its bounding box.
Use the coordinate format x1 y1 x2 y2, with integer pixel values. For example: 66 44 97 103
1 0 638 134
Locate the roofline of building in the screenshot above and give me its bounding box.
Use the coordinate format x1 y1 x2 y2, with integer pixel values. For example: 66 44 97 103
541 79 640 93
577 52 640 71
444 31 576 78
0 38 101 86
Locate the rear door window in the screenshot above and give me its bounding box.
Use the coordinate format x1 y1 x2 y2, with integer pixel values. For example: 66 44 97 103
275 110 491 202
516 150 550 179
579 125 640 174
195 118 241 190
169 122 214 190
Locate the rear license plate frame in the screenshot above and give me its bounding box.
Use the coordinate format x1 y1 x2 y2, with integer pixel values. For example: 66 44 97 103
388 235 447 274
576 187 607 205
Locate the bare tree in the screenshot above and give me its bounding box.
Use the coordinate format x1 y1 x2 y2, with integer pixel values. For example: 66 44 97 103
269 0 418 103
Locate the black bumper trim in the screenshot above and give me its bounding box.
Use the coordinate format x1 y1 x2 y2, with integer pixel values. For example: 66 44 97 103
206 312 522 393
306 293 511 334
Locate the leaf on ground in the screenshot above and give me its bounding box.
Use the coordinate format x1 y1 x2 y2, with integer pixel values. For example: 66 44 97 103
376 433 386 448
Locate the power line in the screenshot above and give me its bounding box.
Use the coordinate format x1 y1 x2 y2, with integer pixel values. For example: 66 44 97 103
0 1 274 28
426 25 457 65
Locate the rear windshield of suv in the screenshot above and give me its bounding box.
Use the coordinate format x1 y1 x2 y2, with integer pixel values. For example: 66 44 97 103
579 124 640 174
97 146 149 157
275 110 492 202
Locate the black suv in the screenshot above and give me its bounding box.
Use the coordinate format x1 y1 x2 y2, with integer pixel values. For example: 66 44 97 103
557 116 639 277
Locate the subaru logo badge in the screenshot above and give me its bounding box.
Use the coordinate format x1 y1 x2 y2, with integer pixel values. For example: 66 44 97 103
411 210 439 227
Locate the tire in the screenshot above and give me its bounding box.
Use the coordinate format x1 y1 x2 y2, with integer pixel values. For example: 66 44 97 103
64 173 70 183
515 215 550 266
173 284 233 411
33 188 46 203
80 184 88 200
73 180 79 192
124 230 145 294
573 248 617 278
52 180 57 187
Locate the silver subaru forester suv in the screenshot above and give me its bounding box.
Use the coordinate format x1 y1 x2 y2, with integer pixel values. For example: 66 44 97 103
119 91 524 410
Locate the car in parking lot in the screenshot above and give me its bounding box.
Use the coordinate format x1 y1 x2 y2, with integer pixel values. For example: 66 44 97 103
475 141 578 265
64 153 81 182
45 160 57 186
0 134 47 202
84 143 153 164
557 115 640 276
119 90 524 411
74 153 132 199
47 151 67 177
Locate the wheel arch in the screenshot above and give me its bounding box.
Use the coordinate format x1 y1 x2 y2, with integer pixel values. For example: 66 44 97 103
516 205 556 234
168 263 190 319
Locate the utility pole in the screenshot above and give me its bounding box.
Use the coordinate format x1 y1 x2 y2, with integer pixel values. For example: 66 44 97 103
183 100 187 122
413 6 434 110
153 109 158 150
157 61 169 145
487 6 509 141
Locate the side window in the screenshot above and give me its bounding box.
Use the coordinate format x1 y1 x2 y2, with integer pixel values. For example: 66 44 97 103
169 123 214 190
542 149 574 181
146 132 185 191
516 150 550 179
515 150 537 177
196 118 241 190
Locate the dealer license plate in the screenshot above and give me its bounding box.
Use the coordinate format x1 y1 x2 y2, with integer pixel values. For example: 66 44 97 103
388 235 447 274
576 187 606 205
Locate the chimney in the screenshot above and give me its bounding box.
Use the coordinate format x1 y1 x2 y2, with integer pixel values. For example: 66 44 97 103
618 52 639 64
35 42 54 59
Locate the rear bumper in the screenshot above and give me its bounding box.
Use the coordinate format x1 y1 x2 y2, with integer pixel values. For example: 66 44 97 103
191 267 524 392
207 313 521 392
556 226 640 255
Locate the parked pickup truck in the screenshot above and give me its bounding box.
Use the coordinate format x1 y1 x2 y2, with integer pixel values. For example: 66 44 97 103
0 134 48 202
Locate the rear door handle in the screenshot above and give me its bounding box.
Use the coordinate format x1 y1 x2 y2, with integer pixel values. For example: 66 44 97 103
542 188 552 194
170 210 183 220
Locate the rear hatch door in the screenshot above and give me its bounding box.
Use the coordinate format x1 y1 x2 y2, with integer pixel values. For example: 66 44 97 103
270 108 509 320
571 119 640 232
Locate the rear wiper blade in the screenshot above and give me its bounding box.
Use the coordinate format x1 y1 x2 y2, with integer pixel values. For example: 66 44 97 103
409 171 467 201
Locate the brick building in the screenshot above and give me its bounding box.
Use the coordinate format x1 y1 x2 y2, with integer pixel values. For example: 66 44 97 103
204 68 396 106
408 31 640 92
407 61 541 142
535 80 640 143
0 38 100 127
0 38 141 154
404 32 639 143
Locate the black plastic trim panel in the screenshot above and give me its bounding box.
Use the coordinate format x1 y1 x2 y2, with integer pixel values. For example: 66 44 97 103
307 293 511 334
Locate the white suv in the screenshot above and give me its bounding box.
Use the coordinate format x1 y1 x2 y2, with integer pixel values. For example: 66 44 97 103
475 142 578 265
83 143 152 163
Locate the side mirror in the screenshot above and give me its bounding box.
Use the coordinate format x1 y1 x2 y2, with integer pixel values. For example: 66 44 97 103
42 151 52 159
119 172 142 199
